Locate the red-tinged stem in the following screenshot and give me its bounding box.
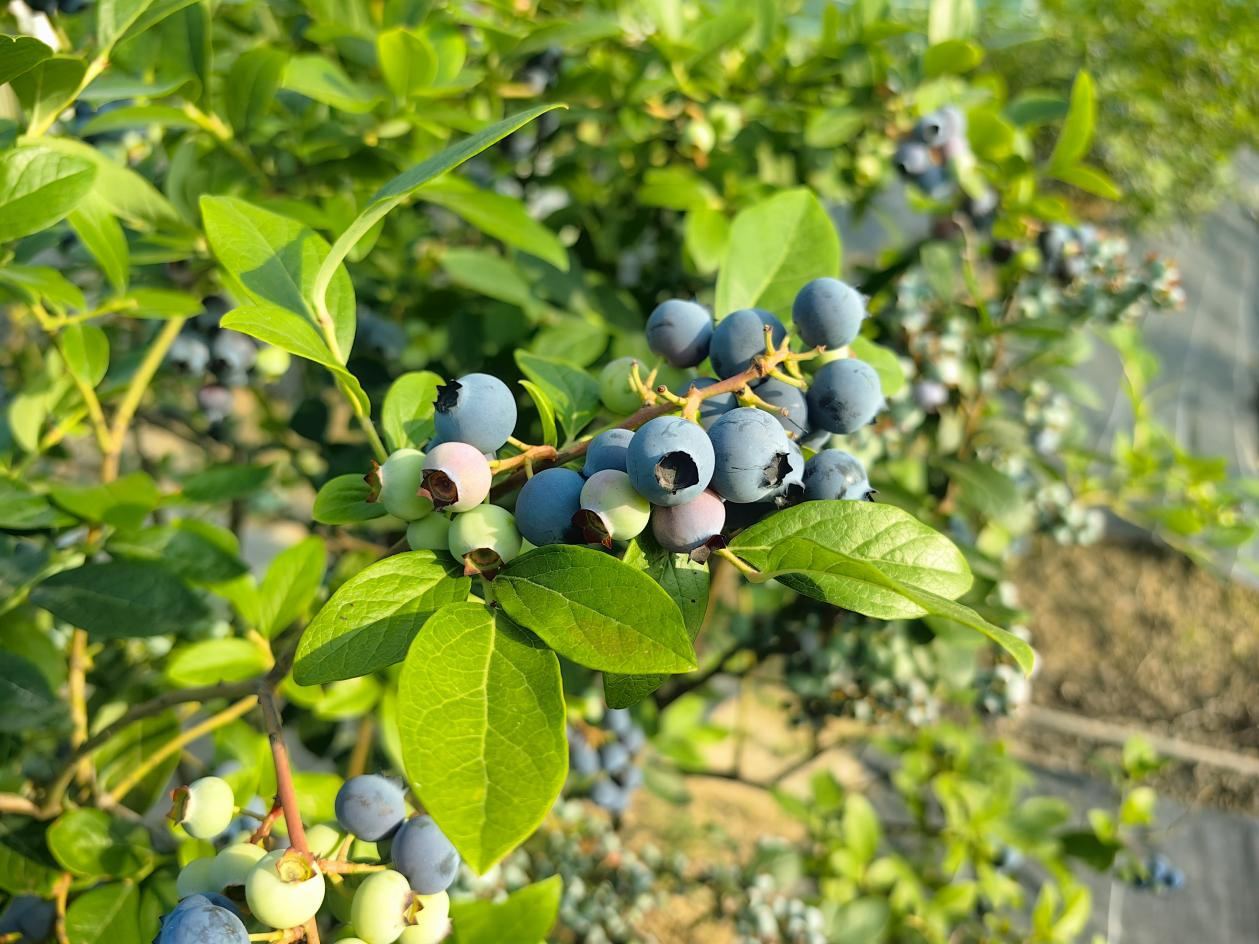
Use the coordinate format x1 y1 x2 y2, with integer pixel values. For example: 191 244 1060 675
258 689 309 857
249 801 285 844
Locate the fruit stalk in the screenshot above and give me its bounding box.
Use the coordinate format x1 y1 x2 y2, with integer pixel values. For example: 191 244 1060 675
259 689 311 858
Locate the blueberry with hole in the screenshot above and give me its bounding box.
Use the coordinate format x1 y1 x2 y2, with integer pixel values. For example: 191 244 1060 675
335 775 406 842
574 470 650 546
582 428 634 476
420 442 492 512
599 357 645 414
392 815 461 896
893 141 932 178
675 377 736 428
167 333 211 375
378 448 434 522
774 440 806 506
752 376 809 439
806 359 884 434
157 894 249 944
432 373 516 453
651 489 726 553
792 278 866 351
406 514 453 552
803 450 871 501
397 892 450 944
215 842 267 888
707 408 794 503
171 776 236 840
245 849 326 929
708 309 786 379
351 869 416 944
625 415 715 506
515 467 584 545
916 106 965 147
646 299 712 368
447 504 521 574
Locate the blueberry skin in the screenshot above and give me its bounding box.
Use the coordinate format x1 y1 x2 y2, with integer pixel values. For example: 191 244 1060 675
583 428 634 477
676 377 736 429
590 779 629 815
0 896 54 941
391 815 462 895
792 278 866 350
916 106 965 147
753 376 809 439
433 372 517 453
645 299 713 368
604 708 634 736
651 489 726 553
707 408 794 503
569 728 600 776
167 333 211 376
803 449 869 501
158 895 249 944
515 467 584 545
806 359 884 434
625 416 715 507
600 742 631 775
893 141 932 177
708 309 786 379
211 331 257 375
334 775 406 842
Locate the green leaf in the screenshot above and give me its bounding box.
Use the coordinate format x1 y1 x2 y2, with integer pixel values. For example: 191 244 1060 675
848 339 905 398
440 247 535 308
1052 163 1122 201
122 287 204 319
922 39 983 77
12 55 86 136
714 188 840 319
0 819 62 896
201 196 356 360
926 0 975 43
0 477 72 530
180 463 271 502
0 35 52 86
382 370 442 452
0 146 96 243
225 47 288 134
0 264 86 312
311 104 563 327
0 650 61 733
495 545 697 674
294 551 471 685
937 459 1022 525
398 603 567 873
47 810 154 879
731 501 972 617
1049 71 1096 170
60 322 110 389
638 166 718 211
683 205 729 275
68 193 129 293
843 794 882 864
30 561 208 639
64 882 142 944
93 711 180 812
450 875 563 944
378 27 438 98
77 104 196 136
829 896 891 944
312 474 388 525
166 638 271 687
257 536 326 638
39 136 187 233
283 54 381 113
49 472 160 531
804 109 865 149
514 350 600 442
518 380 558 449
421 177 567 270
109 521 248 584
97 0 199 50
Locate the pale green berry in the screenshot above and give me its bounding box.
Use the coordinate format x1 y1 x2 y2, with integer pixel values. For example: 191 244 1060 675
379 449 434 522
214 842 266 887
351 869 414 944
599 357 645 415
447 505 521 574
397 892 450 944
245 849 326 930
574 470 650 546
173 776 236 840
305 823 343 858
255 345 292 379
406 515 452 552
175 856 221 899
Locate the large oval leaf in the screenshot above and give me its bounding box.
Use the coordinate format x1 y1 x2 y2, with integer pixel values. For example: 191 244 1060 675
494 545 697 674
0 650 63 733
64 882 141 944
0 146 96 243
47 809 155 879
293 551 470 685
30 561 209 639
398 603 566 874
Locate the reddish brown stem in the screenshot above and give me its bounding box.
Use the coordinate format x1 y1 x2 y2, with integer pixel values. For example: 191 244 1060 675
249 801 285 844
258 689 309 857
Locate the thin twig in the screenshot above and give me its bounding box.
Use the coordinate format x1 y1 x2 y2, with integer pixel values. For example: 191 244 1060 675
258 690 310 857
102 318 187 482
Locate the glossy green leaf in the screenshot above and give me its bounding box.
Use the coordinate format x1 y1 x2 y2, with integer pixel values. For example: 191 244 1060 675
398 603 566 873
109 521 248 584
0 478 72 530
49 472 160 531
0 264 86 312
59 322 110 389
922 38 983 77
30 560 208 639
518 379 558 449
1049 71 1096 169
257 536 326 638
440 247 535 308
1052 163 1122 201
495 545 697 674
166 638 271 686
450 875 562 944
180 463 271 502
0 650 61 733
0 35 52 86
283 54 381 113
68 193 129 293
39 136 186 233
848 338 905 398
0 146 96 243
515 350 600 442
225 46 288 134
421 177 567 270
714 188 840 319
97 0 199 50
294 551 470 684
64 882 142 944
0 819 62 896
381 370 443 452
48 810 155 879
12 55 86 136
312 473 388 525
93 711 180 812
378 27 438 97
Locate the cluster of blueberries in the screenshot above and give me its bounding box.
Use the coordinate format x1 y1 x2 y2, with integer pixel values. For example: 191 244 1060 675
568 708 648 816
154 774 460 943
1132 853 1186 893
1038 222 1099 284
380 277 884 574
165 299 291 423
892 107 997 228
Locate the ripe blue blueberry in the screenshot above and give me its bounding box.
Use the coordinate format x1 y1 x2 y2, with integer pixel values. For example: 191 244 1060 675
916 106 964 147
791 278 866 351
211 331 258 376
645 299 713 368
650 489 726 554
708 309 786 378
197 384 234 423
574 470 650 546
515 467 584 545
600 742 631 776
707 408 795 503
752 376 809 439
392 815 462 895
167 333 211 376
625 415 715 506
1038 224 1073 262
599 357 645 414
157 894 249 944
806 359 884 434
604 708 634 737
420 442 492 512
590 779 629 815
893 141 932 178
448 504 522 573
0 897 53 942
569 728 600 777
378 448 434 522
803 449 871 501
433 373 517 453
335 775 407 842
675 377 736 428
582 428 634 477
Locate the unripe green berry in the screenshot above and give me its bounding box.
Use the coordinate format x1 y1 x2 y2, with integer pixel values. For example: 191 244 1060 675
351 869 414 944
379 449 434 522
255 345 292 379
245 849 326 930
397 892 450 944
215 842 267 887
175 856 221 899
304 823 343 858
448 505 521 575
599 357 645 415
406 515 452 552
172 776 236 840
574 470 650 546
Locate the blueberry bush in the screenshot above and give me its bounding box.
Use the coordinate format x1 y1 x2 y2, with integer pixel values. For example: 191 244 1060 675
0 0 1248 941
